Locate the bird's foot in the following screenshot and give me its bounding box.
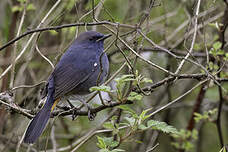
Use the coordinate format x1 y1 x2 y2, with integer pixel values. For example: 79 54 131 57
65 99 78 120
87 106 96 121
72 107 78 121
58 105 71 110
81 101 96 121
66 99 75 109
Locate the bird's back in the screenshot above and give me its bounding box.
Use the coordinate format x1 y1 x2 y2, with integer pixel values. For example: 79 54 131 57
52 40 109 98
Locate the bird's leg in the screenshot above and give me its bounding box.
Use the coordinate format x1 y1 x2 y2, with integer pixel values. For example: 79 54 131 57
62 97 78 120
66 99 75 109
66 99 80 120
77 98 96 121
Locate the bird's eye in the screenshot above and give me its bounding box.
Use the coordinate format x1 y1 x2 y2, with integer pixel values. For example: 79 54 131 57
89 38 94 41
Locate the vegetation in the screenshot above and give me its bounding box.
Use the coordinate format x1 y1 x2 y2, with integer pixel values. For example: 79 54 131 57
0 0 228 152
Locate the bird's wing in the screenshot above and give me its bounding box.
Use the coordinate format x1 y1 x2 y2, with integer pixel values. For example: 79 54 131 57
52 49 97 99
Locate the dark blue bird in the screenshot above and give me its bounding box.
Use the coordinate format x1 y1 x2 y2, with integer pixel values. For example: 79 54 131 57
23 31 111 144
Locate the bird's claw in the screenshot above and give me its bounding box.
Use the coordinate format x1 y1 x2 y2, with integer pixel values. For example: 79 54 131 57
72 110 78 120
88 109 96 121
61 106 71 110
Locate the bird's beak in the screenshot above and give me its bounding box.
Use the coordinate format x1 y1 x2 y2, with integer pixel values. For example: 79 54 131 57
97 34 112 42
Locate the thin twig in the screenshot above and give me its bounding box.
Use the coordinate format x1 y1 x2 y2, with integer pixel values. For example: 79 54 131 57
149 79 208 117
175 0 201 74
0 0 62 80
146 143 159 152
10 1 27 89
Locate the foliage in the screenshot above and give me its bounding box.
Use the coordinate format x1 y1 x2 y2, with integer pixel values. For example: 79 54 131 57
219 147 227 152
96 136 123 152
12 0 36 12
194 108 217 123
97 106 179 151
0 0 228 152
90 73 151 103
171 129 198 151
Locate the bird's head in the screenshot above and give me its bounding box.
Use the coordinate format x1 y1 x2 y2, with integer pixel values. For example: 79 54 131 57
75 31 111 45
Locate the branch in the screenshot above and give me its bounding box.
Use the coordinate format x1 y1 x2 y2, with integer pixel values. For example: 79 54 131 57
175 0 201 74
0 21 135 51
1 74 228 119
215 1 228 148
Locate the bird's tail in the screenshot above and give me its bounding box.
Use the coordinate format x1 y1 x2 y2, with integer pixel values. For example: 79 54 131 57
24 79 59 144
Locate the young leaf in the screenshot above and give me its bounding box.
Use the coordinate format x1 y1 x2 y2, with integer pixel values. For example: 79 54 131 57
209 48 216 56
118 105 136 115
142 78 153 83
213 41 222 50
103 122 115 130
138 124 148 130
90 85 112 93
102 137 119 148
27 4 36 11
217 49 224 55
138 108 153 124
219 147 227 152
127 92 143 101
97 136 107 149
124 117 136 127
147 120 178 134
12 6 21 12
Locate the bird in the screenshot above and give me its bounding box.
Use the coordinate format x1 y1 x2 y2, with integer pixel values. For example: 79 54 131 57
23 31 111 144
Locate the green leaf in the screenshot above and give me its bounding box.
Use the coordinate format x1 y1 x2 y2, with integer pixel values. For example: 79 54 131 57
118 105 136 115
138 108 154 125
194 109 217 123
134 140 143 144
97 136 106 149
225 53 228 57
193 43 201 51
100 137 119 148
208 22 218 29
138 124 148 130
191 129 198 140
17 0 26 3
49 30 58 36
103 122 115 129
183 142 194 151
209 48 216 56
12 6 21 12
127 92 143 101
114 74 136 100
217 49 224 55
115 74 134 82
219 147 227 152
171 129 198 151
110 140 119 148
213 41 222 50
208 61 214 70
142 78 153 83
103 137 114 147
213 64 219 70
90 85 112 93
26 3 36 11
139 108 153 122
114 75 135 86
111 116 118 121
147 120 178 134
124 117 136 127
193 112 207 123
